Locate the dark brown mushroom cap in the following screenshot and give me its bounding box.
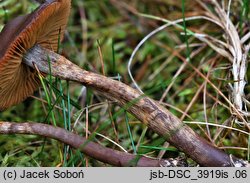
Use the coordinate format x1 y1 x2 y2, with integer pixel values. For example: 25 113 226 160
0 0 71 110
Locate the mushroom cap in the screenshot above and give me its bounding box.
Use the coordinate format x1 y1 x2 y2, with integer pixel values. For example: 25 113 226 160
0 0 71 110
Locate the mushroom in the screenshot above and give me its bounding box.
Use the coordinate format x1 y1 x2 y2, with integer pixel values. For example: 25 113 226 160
0 0 70 110
0 1 240 167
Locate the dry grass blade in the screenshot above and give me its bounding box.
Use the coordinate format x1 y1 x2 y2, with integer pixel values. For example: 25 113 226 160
206 1 249 119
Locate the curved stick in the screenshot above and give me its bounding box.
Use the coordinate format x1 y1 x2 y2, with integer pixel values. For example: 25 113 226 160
0 121 167 167
23 45 245 166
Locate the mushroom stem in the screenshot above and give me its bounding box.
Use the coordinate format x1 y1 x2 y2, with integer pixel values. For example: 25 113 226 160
0 121 165 167
23 44 242 167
